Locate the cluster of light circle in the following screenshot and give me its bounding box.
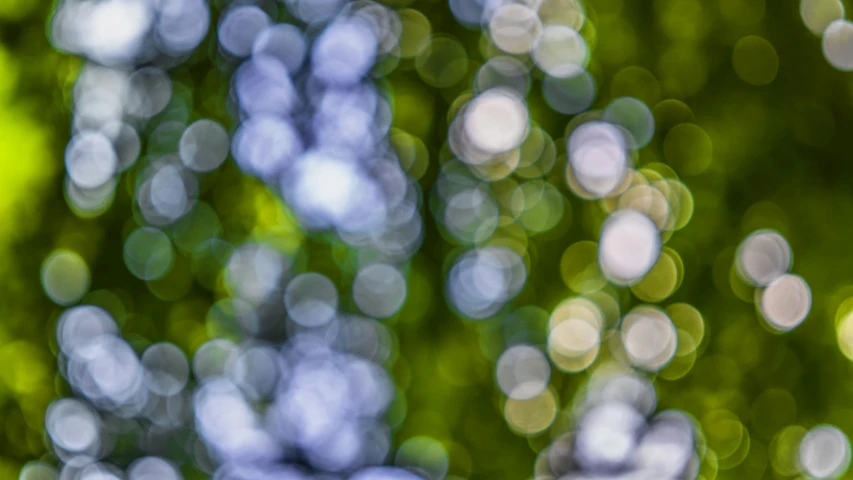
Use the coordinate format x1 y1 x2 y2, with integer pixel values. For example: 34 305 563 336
799 0 853 71
734 230 812 332
40 0 429 478
440 0 712 476
535 364 699 479
213 2 431 475
44 0 217 473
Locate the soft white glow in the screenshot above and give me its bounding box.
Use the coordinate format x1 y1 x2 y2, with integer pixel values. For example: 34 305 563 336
65 131 117 190
736 230 792 287
312 19 378 85
46 399 100 453
760 274 811 332
489 4 543 55
620 307 677 371
464 88 529 155
253 24 307 74
218 5 270 57
496 345 551 400
567 121 629 198
232 115 303 179
234 55 297 117
598 209 661 285
532 24 588 78
83 0 153 65
446 246 527 319
156 0 210 55
800 425 851 479
127 457 182 480
284 150 387 232
574 402 645 472
823 19 853 71
179 119 230 172
353 263 407 318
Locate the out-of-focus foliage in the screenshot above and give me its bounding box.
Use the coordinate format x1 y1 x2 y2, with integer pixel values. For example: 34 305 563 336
7 0 853 479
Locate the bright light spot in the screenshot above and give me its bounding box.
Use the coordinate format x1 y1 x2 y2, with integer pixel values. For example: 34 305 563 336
574 402 645 472
567 122 629 199
232 115 303 179
760 273 811 332
148 164 190 222
350 467 422 480
496 345 551 400
234 55 297 117
446 246 527 319
253 24 307 74
464 88 529 155
225 243 288 305
823 19 853 71
179 119 230 172
65 130 117 189
489 4 543 55
736 230 792 287
312 19 378 85
549 317 600 355
218 5 270 57
599 209 661 286
127 457 182 480
285 150 387 232
621 307 678 371
353 263 407 318
548 317 601 373
800 425 851 479
532 24 588 78
156 0 210 55
46 399 100 453
54 0 153 65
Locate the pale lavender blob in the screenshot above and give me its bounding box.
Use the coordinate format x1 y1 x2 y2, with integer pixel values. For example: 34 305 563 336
350 467 423 480
252 24 307 74
231 115 303 179
312 19 378 85
234 55 298 117
218 5 271 57
313 103 377 155
282 150 387 232
156 0 211 55
284 0 345 25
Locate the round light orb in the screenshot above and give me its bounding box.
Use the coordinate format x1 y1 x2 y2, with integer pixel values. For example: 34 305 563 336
496 345 551 400
799 425 851 479
463 88 529 155
759 274 811 332
567 121 629 199
598 209 661 286
736 230 791 287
